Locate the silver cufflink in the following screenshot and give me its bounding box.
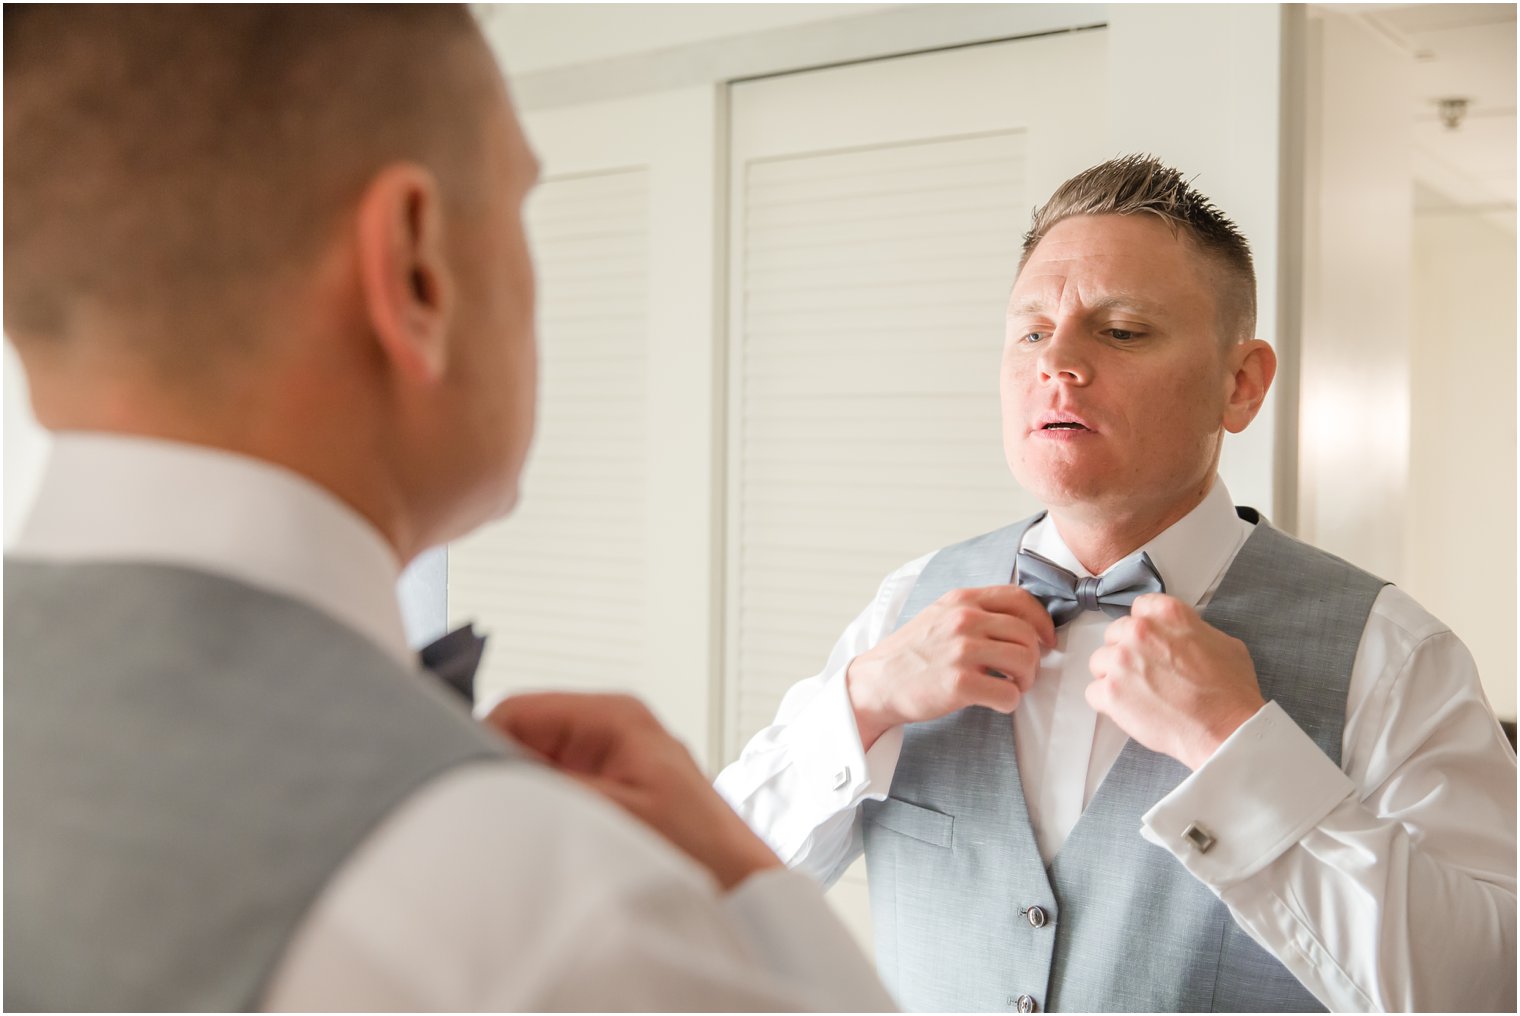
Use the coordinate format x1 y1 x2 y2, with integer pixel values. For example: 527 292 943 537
1183 822 1216 853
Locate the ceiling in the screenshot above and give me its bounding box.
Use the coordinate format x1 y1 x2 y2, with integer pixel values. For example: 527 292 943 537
1338 3 1516 214
475 4 1514 218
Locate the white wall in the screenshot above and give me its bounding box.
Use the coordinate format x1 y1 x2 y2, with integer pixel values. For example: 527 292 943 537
483 3 1107 111
1407 211 1517 718
477 3 899 75
1296 10 1414 582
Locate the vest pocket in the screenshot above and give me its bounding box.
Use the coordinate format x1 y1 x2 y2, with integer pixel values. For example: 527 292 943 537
867 796 954 848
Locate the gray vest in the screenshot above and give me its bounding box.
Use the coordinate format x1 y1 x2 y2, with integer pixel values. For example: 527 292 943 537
861 509 1387 1013
4 560 514 1012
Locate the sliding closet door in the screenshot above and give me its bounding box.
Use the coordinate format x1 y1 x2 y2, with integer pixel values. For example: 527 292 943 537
449 87 724 763
724 30 1110 944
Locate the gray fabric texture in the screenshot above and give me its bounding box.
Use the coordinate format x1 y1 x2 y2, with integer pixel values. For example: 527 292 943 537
4 560 515 1012
861 508 1387 1012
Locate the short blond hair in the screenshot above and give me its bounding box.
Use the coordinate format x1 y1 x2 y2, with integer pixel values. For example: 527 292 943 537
1019 155 1257 345
4 5 485 349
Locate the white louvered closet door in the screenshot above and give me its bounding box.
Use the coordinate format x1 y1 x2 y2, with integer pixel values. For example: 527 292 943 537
450 87 723 762
726 30 1110 946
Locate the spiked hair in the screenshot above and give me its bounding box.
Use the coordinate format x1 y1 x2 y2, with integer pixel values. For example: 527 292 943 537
1020 155 1257 344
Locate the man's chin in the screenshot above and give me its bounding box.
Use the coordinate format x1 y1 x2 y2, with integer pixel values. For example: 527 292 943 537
475 480 522 529
1010 464 1112 511
429 478 521 550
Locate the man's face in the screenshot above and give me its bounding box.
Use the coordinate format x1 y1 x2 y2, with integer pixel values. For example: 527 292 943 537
1001 214 1236 522
440 73 540 532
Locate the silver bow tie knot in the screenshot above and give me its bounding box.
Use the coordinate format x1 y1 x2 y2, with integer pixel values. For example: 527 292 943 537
1015 549 1165 627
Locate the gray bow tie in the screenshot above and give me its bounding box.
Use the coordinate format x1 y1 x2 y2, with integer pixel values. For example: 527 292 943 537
419 623 486 705
1015 549 1165 627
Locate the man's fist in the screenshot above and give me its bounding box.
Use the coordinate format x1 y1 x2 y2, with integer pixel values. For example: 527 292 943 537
1086 593 1266 770
846 584 1056 750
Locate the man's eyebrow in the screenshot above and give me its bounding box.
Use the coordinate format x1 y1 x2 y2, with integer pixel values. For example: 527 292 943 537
1087 294 1165 315
1007 293 1165 317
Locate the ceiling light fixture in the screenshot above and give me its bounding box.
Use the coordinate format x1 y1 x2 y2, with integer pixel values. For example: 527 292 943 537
1435 97 1472 130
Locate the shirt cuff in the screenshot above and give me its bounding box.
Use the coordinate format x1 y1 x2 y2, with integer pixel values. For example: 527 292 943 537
1140 701 1355 888
784 665 904 808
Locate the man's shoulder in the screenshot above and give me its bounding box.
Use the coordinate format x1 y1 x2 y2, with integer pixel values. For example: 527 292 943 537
1240 514 1391 587
278 759 718 964
5 554 508 761
7 555 386 649
1232 518 1458 651
1365 583 1455 648
1257 527 1450 637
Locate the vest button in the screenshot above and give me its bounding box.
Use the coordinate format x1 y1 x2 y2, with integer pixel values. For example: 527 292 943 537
1016 994 1038 1013
1025 905 1047 928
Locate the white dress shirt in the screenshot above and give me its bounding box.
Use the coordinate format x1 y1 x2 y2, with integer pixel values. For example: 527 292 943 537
11 433 898 1012
715 479 1518 1012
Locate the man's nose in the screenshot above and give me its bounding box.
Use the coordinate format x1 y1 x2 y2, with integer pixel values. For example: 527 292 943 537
1037 330 1091 385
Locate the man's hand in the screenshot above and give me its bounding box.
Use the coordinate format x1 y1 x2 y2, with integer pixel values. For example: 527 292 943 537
486 692 781 891
1086 593 1266 770
846 585 1056 750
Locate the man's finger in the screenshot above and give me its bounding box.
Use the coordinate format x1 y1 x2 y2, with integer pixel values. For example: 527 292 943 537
486 693 577 758
979 641 1041 692
978 611 1052 654
965 585 1058 648
958 669 1024 714
1129 592 1188 621
1084 675 1110 715
487 692 625 773
1104 614 1135 646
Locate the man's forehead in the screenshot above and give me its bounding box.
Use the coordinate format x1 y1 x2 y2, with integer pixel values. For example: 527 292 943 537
1010 215 1205 307
1009 248 1162 306
1029 215 1186 266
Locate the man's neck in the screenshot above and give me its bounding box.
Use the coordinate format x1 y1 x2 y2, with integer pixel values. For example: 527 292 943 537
22 366 428 564
1046 477 1216 575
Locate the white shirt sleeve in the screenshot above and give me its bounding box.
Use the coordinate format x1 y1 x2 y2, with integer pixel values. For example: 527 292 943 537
1141 586 1518 1012
713 554 931 887
262 762 899 1012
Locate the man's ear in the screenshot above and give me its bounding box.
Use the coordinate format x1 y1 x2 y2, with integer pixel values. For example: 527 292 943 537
1223 339 1277 434
354 164 455 383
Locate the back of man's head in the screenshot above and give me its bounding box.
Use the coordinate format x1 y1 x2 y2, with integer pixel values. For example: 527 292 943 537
4 4 486 360
1020 154 1257 346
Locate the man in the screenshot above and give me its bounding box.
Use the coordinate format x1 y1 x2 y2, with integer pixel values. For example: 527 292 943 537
3 6 896 1011
717 156 1517 1012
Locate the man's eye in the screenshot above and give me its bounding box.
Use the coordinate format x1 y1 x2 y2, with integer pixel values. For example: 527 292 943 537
1022 332 1047 344
1106 328 1140 341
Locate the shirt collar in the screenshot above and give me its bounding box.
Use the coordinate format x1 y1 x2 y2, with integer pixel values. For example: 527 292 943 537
1023 478 1248 608
9 432 413 666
